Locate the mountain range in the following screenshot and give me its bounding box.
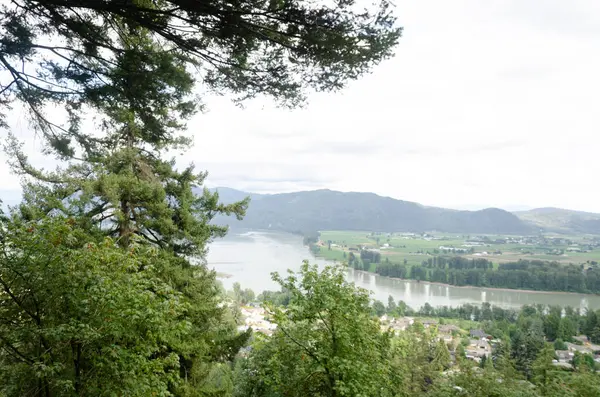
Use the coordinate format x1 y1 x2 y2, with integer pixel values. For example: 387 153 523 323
204 187 600 235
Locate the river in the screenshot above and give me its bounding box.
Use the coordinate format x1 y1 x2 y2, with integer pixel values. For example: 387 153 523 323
206 230 600 311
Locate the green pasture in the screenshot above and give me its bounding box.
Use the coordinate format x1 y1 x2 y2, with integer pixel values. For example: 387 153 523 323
315 230 600 267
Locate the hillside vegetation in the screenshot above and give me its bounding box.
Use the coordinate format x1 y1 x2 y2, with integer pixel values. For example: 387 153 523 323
210 188 533 235
516 208 600 234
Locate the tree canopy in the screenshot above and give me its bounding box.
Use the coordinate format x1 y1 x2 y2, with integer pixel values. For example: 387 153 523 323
234 262 393 397
0 1 406 395
1 0 401 155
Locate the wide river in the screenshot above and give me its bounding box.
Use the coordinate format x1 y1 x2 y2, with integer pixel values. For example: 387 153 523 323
207 230 600 311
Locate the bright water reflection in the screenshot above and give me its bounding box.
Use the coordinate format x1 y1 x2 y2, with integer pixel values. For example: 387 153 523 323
207 230 600 311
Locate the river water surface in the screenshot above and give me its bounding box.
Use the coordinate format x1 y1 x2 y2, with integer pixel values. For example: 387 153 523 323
207 230 600 311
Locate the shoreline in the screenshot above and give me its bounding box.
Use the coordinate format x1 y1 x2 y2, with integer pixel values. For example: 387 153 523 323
310 252 600 298
351 269 600 297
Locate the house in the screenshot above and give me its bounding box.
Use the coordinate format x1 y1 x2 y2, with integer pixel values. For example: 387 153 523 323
470 329 488 339
421 319 438 329
439 324 461 335
387 317 414 332
565 342 594 355
240 306 277 336
555 350 574 363
465 339 491 362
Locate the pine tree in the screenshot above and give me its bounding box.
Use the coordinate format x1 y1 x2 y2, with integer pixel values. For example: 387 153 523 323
5 30 251 395
0 0 401 148
532 343 559 394
2 2 402 394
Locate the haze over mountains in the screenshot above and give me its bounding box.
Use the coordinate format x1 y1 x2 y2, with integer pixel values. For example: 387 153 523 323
205 187 600 235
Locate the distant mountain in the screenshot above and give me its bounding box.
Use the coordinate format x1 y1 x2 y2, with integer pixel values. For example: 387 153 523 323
515 207 600 234
207 188 533 235
207 187 264 205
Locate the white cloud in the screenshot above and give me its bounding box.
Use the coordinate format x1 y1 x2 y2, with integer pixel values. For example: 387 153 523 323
2 0 600 212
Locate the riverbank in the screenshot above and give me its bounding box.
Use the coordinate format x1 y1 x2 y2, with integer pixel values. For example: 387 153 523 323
350 268 600 298
207 230 600 310
307 243 600 297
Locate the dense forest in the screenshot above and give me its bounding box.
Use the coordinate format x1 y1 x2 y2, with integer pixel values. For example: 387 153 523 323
371 257 600 294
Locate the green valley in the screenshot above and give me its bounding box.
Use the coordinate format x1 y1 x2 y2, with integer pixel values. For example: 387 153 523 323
308 231 600 294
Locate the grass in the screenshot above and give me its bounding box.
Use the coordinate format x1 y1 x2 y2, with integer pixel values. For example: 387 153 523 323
314 230 600 267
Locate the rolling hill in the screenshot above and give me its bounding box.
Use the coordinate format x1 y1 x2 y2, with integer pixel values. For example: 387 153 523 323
515 207 600 234
207 188 534 235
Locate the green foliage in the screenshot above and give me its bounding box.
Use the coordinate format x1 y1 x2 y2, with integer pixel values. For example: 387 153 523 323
532 343 559 393
0 0 401 143
372 300 387 317
231 283 256 305
232 263 600 397
257 289 292 307
7 31 250 254
378 259 600 294
511 325 546 379
3 24 250 397
0 217 190 395
553 338 567 350
432 366 541 397
235 262 392 397
389 323 450 396
0 2 403 396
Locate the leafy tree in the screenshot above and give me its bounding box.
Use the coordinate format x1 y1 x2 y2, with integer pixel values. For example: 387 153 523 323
591 326 600 344
560 370 600 397
387 295 398 315
389 324 448 396
557 317 576 341
432 365 540 397
236 261 392 397
5 28 252 395
493 339 519 380
543 310 561 341
584 310 599 341
232 283 256 305
432 339 451 371
0 217 191 396
572 351 596 373
553 338 567 351
455 344 466 363
373 300 387 317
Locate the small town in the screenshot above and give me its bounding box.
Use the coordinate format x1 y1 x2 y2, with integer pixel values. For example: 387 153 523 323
237 303 600 368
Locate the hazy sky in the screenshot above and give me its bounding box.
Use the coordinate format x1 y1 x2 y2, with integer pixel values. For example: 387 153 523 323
2 0 600 212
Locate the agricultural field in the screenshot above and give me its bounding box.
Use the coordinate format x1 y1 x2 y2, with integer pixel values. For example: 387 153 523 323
314 230 600 267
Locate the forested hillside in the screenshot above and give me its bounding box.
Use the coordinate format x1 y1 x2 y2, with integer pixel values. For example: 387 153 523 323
211 188 533 234
517 208 600 234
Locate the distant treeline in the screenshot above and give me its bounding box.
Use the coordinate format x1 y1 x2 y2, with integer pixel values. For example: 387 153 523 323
372 257 600 294
258 284 600 345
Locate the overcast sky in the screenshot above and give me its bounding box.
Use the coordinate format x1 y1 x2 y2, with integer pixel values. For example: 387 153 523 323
2 0 600 212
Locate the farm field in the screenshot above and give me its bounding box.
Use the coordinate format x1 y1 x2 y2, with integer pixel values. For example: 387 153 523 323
314 230 600 267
